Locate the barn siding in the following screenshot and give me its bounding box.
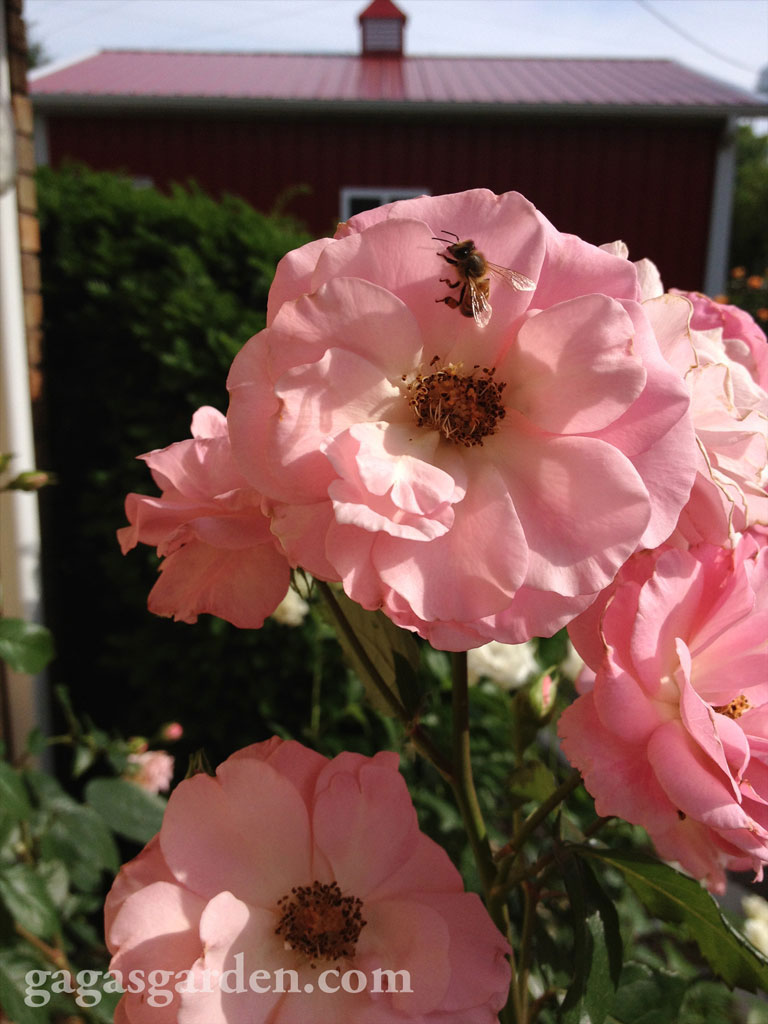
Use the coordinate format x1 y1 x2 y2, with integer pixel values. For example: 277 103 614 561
46 112 720 289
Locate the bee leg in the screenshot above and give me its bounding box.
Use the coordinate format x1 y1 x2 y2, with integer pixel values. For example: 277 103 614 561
439 277 461 289
438 253 459 267
436 294 461 309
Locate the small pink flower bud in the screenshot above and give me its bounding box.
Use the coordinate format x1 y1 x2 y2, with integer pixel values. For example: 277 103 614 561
125 750 174 794
527 673 557 722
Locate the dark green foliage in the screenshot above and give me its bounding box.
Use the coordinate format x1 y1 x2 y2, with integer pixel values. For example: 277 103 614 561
0 619 54 675
36 165 315 765
730 125 768 278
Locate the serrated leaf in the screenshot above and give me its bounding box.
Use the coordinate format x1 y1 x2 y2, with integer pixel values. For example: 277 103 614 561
577 846 768 992
327 590 420 718
560 855 620 1024
0 863 60 938
0 619 55 674
607 961 688 1024
86 777 165 844
0 761 31 821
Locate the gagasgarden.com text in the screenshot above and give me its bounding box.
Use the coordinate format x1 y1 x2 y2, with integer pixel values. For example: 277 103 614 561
25 955 413 1007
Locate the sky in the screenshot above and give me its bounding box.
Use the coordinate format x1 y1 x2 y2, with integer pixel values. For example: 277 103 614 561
25 0 768 97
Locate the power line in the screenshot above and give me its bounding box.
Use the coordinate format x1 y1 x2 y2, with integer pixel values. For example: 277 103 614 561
635 0 761 74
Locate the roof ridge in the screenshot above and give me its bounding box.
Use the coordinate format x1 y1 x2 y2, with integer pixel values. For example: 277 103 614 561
47 48 693 65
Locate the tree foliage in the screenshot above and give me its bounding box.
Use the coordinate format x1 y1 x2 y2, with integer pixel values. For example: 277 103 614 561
730 124 768 275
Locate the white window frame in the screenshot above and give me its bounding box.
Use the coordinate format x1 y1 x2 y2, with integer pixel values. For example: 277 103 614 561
340 187 430 223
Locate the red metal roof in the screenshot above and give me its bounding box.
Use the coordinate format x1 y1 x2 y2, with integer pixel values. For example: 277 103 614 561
30 50 768 114
358 0 407 21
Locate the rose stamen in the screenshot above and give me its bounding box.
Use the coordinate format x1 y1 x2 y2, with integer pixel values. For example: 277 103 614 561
713 695 751 719
275 880 366 965
406 360 506 447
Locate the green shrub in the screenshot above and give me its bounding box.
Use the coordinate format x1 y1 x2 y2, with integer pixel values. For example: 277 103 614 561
36 165 321 764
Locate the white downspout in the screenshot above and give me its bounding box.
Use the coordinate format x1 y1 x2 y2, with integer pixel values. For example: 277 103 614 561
703 117 737 296
0 11 49 759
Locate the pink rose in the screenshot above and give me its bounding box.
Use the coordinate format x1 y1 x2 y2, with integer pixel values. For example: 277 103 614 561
672 289 768 391
228 189 696 649
126 750 174 794
118 407 291 629
559 536 768 893
646 295 768 545
105 738 510 1023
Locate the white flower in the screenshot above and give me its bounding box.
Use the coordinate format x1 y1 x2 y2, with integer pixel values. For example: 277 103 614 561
468 641 539 690
742 895 768 956
270 586 310 627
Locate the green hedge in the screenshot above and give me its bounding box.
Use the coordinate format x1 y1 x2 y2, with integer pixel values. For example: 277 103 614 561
36 165 335 765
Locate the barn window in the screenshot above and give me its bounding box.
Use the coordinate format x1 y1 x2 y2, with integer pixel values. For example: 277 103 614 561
361 18 403 54
340 187 430 222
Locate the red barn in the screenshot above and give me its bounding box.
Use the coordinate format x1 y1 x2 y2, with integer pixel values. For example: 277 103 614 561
30 0 768 291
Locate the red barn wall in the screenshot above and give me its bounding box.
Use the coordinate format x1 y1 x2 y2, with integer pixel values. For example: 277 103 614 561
45 111 721 290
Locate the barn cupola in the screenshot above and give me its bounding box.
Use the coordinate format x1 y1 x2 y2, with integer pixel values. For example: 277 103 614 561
359 0 407 57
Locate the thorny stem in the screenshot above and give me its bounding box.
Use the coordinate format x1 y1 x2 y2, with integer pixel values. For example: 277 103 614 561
316 582 453 779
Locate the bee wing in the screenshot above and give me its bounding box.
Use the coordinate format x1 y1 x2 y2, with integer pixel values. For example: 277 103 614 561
469 280 493 328
487 262 537 292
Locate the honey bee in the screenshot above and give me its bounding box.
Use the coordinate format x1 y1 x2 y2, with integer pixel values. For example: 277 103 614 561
434 231 536 328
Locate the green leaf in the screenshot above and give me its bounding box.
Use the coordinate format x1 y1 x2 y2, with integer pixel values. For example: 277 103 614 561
509 760 558 803
0 949 49 1024
0 761 31 821
326 589 421 718
89 985 124 1024
25 727 46 756
577 846 768 992
72 741 97 777
678 979 739 1024
86 777 166 844
607 961 688 1024
0 863 60 939
40 802 120 890
560 854 621 1024
0 619 55 674
37 859 69 910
